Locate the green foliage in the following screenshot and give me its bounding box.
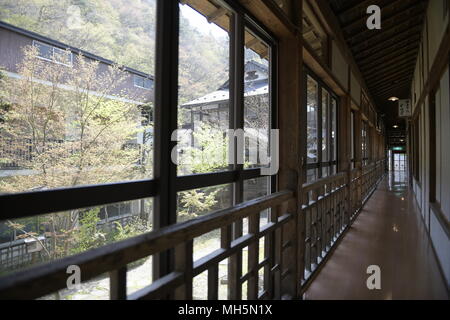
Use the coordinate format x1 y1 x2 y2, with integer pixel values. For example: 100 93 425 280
0 0 228 100
70 208 105 254
178 188 219 219
0 0 233 267
110 217 151 242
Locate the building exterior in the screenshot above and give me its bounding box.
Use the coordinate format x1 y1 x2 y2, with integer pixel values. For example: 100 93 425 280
0 21 155 273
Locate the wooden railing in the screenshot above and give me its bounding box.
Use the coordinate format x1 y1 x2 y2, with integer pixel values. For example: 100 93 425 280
299 160 385 288
0 190 295 300
0 161 386 300
300 172 348 283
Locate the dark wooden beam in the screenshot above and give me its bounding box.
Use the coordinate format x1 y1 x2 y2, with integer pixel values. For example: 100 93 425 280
342 0 424 33
360 49 419 73
312 0 379 111
207 7 227 23
370 76 413 93
337 0 383 16
348 10 424 42
374 83 410 95
369 75 413 91
373 83 411 97
350 18 424 49
364 59 418 81
368 69 415 88
371 72 412 92
353 31 420 59
357 42 418 65
361 51 418 74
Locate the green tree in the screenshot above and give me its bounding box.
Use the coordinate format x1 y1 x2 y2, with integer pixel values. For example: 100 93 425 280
0 45 152 268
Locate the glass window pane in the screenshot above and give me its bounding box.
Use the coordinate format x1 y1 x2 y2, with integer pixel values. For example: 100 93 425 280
244 29 270 169
177 2 231 176
244 177 270 228
0 198 153 282
53 47 72 66
307 168 317 183
307 76 318 164
177 184 232 259
0 0 156 194
33 41 53 60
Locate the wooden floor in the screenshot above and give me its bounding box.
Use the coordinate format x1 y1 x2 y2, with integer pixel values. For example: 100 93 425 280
304 172 450 300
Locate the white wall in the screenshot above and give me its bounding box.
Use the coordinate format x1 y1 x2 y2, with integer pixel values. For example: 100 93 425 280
438 68 450 220
410 2 450 289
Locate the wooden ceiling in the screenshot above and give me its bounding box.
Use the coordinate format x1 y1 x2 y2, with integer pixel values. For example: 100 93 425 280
327 0 428 135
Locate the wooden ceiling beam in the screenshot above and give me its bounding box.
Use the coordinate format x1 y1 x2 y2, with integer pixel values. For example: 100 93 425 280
348 10 424 41
207 7 227 23
373 83 411 97
359 48 419 70
367 74 414 93
361 51 418 74
337 0 384 16
368 69 415 88
312 0 379 111
302 25 314 34
373 78 412 92
357 42 418 65
364 58 418 81
342 0 424 32
369 71 414 88
353 31 421 58
370 75 413 93
366 73 414 92
350 18 424 49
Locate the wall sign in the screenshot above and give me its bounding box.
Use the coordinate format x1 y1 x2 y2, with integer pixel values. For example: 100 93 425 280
398 99 412 117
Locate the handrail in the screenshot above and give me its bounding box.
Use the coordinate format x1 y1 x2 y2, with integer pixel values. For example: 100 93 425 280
299 160 386 291
0 190 294 300
0 159 387 300
302 172 346 193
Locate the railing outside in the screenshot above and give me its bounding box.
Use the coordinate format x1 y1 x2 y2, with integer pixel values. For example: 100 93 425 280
0 161 385 300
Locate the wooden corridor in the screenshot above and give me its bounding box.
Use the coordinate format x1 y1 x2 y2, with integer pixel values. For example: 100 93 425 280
304 172 449 300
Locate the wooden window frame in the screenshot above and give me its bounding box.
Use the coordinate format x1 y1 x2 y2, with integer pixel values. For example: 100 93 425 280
303 66 339 179
0 0 278 282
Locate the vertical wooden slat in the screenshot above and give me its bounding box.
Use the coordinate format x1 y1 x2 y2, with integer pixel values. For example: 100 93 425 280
228 249 242 299
174 240 193 300
221 225 232 249
248 212 260 299
264 233 272 298
318 188 323 261
110 266 127 300
208 264 219 300
273 204 282 299
311 190 318 267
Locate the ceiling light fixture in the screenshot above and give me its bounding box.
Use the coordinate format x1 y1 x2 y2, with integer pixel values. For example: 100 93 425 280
388 97 399 102
393 125 399 128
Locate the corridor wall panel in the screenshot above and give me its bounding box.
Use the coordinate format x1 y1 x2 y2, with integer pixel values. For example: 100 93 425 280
430 211 450 287
427 0 448 64
435 88 441 205
331 40 348 91
439 68 450 221
350 71 360 105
